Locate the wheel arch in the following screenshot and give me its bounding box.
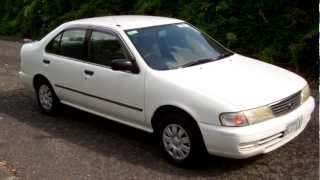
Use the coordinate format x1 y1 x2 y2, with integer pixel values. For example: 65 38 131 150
33 73 51 89
151 105 200 132
151 104 208 157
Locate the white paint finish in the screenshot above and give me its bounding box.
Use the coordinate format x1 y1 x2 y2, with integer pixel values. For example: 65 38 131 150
19 15 315 159
80 63 146 127
70 15 183 30
43 53 89 108
155 54 306 110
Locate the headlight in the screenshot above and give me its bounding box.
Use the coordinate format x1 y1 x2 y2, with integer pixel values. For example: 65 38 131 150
243 106 274 124
301 84 310 103
220 106 274 127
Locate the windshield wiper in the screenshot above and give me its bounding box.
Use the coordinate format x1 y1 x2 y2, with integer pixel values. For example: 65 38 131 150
179 58 214 68
213 52 233 60
176 52 233 69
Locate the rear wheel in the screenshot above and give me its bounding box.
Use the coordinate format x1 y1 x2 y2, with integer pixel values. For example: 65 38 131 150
35 79 60 115
157 113 207 166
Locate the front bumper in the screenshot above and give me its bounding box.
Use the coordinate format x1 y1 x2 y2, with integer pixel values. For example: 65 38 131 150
199 97 315 159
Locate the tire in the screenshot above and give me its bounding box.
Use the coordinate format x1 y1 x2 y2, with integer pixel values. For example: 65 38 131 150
157 113 207 166
35 79 60 115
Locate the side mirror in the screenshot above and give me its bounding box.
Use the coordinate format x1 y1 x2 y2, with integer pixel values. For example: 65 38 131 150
111 59 139 73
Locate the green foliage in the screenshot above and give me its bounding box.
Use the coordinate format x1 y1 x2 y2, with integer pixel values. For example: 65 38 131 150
226 32 237 47
0 0 317 78
258 47 276 63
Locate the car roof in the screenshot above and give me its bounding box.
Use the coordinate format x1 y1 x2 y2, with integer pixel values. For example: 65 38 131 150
68 15 184 30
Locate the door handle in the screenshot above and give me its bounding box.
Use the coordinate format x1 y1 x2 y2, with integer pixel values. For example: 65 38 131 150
84 70 94 76
43 59 50 64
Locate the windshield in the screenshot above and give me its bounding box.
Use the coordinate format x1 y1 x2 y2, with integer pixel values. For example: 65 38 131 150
125 23 232 70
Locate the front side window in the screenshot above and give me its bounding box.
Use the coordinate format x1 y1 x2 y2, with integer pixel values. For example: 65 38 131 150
88 31 127 67
126 23 232 70
60 29 87 60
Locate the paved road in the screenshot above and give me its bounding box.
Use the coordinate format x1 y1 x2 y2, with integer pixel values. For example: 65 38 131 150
0 40 318 179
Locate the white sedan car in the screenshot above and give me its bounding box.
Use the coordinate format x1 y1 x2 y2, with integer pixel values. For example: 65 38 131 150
19 15 315 165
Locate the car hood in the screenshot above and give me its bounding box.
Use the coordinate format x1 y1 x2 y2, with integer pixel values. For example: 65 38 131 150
160 54 306 110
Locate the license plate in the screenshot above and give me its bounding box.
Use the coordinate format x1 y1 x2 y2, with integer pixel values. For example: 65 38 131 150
285 117 302 135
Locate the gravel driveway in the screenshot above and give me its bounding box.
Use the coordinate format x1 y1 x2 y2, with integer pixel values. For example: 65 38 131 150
0 39 318 179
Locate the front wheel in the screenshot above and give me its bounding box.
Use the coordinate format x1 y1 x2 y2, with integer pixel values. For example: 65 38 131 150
157 114 207 166
162 124 192 161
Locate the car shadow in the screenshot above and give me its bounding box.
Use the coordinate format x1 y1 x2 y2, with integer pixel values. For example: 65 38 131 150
0 88 261 178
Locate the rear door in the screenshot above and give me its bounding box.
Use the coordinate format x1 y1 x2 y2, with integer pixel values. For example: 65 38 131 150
43 28 90 107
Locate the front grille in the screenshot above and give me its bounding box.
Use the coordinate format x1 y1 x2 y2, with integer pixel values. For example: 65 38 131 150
269 92 301 117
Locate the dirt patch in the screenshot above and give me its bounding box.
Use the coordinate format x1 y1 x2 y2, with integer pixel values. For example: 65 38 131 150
0 161 17 180
0 36 22 43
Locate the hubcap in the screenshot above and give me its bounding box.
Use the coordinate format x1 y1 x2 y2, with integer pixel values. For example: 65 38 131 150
162 124 191 160
38 84 53 110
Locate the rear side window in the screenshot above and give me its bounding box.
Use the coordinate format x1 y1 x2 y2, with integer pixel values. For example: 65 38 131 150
46 33 62 54
60 29 87 60
88 31 127 67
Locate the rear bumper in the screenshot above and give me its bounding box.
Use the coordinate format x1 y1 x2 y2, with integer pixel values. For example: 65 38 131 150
18 71 33 92
199 97 315 159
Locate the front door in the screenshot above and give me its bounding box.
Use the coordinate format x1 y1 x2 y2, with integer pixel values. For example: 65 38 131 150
81 30 145 127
